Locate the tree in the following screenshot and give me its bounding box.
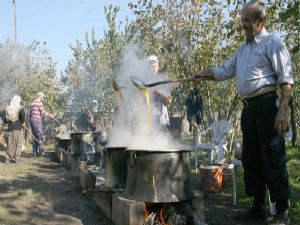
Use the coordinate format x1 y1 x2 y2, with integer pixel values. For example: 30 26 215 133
129 0 241 125
62 5 136 128
0 40 61 141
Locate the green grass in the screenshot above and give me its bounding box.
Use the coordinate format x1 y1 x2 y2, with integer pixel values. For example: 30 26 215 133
286 143 300 223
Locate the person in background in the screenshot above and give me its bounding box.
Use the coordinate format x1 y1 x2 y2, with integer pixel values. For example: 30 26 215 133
192 1 293 225
147 55 173 130
0 95 25 163
76 108 96 132
29 92 54 156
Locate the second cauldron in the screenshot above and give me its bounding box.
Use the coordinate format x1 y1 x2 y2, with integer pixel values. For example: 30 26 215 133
71 132 100 155
124 148 194 203
104 146 127 189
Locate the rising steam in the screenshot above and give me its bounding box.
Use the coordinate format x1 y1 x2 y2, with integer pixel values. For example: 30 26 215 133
107 45 184 150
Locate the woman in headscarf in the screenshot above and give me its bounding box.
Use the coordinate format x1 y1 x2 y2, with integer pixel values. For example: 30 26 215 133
2 95 25 163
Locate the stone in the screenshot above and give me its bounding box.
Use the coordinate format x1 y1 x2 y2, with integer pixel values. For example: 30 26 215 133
95 189 113 221
65 152 72 168
192 191 205 224
112 193 145 225
79 168 96 193
70 155 80 177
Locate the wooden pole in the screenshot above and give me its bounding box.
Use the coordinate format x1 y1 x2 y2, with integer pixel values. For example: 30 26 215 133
13 0 17 43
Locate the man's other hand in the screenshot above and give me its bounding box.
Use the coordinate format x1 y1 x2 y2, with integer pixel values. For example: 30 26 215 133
275 108 289 135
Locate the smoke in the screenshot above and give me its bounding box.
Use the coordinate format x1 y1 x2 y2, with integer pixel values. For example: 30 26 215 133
0 42 32 105
107 45 184 150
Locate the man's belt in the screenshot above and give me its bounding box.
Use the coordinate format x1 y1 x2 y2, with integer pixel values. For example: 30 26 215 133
242 91 277 106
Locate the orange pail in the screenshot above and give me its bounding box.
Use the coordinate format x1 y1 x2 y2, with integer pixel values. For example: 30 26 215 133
199 165 223 192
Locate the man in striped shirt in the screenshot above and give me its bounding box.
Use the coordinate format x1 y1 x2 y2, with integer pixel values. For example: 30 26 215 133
29 92 54 156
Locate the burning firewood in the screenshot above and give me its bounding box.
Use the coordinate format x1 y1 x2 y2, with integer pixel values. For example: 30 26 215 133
143 202 195 225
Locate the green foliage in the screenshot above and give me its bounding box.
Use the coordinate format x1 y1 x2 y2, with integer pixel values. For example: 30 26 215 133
129 0 241 124
62 5 136 125
0 40 60 113
0 40 62 140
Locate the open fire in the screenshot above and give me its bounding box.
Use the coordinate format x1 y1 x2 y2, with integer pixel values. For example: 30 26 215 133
143 202 196 225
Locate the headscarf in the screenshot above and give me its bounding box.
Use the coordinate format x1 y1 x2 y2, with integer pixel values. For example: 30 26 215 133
5 95 22 122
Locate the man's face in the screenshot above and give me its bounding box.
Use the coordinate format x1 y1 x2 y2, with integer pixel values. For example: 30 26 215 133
149 61 159 73
241 6 263 41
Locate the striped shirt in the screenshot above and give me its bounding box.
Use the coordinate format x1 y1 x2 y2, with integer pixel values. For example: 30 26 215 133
29 99 50 120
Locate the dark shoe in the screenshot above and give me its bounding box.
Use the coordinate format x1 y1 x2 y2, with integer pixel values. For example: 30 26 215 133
235 206 266 221
268 210 289 225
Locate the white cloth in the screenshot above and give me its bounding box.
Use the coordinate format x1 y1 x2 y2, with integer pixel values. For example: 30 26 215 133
5 95 22 122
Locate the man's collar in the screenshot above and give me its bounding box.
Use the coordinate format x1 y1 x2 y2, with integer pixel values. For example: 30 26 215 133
254 28 267 43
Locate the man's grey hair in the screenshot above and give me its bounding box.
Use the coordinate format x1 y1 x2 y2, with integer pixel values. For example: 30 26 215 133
243 0 267 23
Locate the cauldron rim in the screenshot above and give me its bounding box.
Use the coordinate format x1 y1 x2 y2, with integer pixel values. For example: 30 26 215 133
126 148 190 152
56 135 71 140
71 131 100 134
57 137 71 140
105 146 127 149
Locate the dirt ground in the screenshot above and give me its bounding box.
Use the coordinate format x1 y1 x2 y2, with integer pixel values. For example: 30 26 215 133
0 148 273 225
0 148 113 225
203 191 273 225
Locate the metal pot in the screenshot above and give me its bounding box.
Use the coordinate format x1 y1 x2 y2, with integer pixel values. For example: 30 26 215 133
124 149 194 203
57 138 71 150
56 133 71 150
71 132 100 155
104 146 127 189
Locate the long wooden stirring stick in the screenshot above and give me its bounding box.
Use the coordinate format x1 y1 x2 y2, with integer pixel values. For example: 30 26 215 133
22 124 39 142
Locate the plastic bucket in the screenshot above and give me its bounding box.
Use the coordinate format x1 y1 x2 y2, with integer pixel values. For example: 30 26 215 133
199 165 222 192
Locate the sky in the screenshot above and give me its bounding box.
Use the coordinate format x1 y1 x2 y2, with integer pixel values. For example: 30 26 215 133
0 0 134 73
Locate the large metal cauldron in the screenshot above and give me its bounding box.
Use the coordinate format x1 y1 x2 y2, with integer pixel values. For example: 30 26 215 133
56 133 71 150
104 146 127 189
71 132 100 155
124 149 194 203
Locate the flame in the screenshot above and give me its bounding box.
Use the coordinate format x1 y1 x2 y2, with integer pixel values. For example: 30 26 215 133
144 207 149 219
159 204 170 225
144 203 171 225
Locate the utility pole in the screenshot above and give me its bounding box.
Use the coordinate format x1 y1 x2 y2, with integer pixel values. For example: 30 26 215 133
13 0 17 43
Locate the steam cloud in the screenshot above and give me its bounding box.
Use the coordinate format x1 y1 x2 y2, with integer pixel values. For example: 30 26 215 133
107 45 184 150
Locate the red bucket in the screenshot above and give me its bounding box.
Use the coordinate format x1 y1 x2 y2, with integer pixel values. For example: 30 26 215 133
199 165 222 192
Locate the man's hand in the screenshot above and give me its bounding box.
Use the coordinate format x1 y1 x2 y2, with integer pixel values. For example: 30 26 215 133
192 68 215 83
275 83 293 135
275 108 289 135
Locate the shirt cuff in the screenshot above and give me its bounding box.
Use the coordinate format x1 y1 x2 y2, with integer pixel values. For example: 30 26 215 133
278 76 294 85
211 67 222 81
